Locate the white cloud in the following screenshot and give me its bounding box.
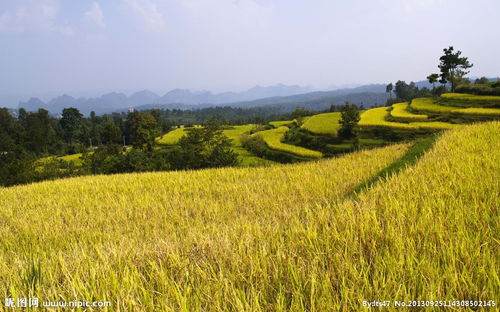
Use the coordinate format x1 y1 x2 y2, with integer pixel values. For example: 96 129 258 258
84 2 105 28
0 0 73 35
124 0 166 32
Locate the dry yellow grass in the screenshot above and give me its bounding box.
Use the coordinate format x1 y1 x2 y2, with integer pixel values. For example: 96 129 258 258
0 144 409 311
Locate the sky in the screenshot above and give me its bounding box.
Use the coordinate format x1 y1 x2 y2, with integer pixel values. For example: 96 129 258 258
1 0 499 106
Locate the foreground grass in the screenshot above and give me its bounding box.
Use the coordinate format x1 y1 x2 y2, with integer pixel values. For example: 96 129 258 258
301 112 341 135
255 126 324 158
332 121 499 309
0 143 409 311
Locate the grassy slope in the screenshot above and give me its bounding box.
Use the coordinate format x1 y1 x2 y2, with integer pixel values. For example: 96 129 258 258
156 127 189 145
301 112 341 135
439 92 500 107
157 125 273 166
222 125 275 166
269 120 294 127
359 107 456 129
390 102 428 121
255 126 323 158
412 97 500 116
0 143 409 311
331 121 499 308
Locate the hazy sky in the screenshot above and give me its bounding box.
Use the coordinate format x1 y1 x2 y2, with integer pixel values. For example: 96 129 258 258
1 0 499 105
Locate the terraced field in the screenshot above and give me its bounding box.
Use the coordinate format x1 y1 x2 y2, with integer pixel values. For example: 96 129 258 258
412 97 500 116
255 126 323 158
157 125 272 166
389 102 428 121
0 143 409 311
269 120 294 127
359 107 456 130
333 121 499 307
222 125 275 166
2 121 497 310
439 92 500 107
156 127 189 145
301 112 341 135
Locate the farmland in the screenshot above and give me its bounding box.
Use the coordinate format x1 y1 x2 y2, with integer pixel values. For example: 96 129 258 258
439 92 500 107
0 143 409 311
1 121 498 310
389 102 428 121
359 107 456 130
412 97 500 116
301 112 341 135
254 126 323 158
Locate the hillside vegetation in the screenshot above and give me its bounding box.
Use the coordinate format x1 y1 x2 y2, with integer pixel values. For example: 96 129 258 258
389 102 428 121
1 121 498 310
359 107 456 130
254 126 323 158
300 112 341 135
0 143 409 311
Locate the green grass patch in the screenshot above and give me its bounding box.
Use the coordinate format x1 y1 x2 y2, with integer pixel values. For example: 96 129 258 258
301 112 341 135
352 135 437 195
255 126 323 158
439 93 500 108
390 103 428 121
269 120 295 127
156 127 188 145
360 107 455 130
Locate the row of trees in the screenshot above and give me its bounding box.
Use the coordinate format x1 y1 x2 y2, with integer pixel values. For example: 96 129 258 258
385 46 475 105
0 106 243 186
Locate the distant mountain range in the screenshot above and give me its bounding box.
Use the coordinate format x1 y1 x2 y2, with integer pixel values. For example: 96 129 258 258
18 84 313 115
133 84 390 113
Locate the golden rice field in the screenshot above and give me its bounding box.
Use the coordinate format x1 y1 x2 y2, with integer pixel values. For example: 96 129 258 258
222 125 274 166
157 125 272 166
254 126 323 158
413 97 500 115
156 127 189 145
359 107 456 130
269 120 295 127
390 103 428 121
0 143 410 311
300 112 341 135
440 92 500 106
410 98 457 113
451 107 500 116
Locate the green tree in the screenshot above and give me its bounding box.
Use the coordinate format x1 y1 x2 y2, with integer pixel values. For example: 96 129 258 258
291 107 311 120
60 107 84 146
474 77 490 84
427 74 439 89
438 46 473 92
386 83 393 99
100 119 121 145
173 119 238 169
338 102 360 139
126 111 160 151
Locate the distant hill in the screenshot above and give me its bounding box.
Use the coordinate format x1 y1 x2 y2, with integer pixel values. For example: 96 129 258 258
18 84 312 115
133 85 389 113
